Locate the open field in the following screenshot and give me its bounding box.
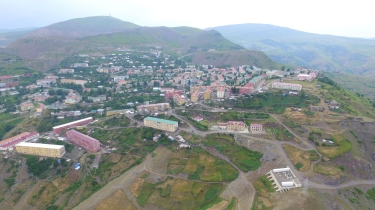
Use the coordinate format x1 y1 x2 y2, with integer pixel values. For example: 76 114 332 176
96 189 136 210
131 175 226 209
167 147 239 182
179 130 202 144
313 162 343 176
317 133 351 158
282 144 319 171
203 134 262 171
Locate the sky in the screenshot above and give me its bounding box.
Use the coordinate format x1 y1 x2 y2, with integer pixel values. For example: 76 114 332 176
1 0 374 38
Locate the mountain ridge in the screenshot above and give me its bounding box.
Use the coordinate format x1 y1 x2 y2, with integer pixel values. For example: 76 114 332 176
211 23 375 75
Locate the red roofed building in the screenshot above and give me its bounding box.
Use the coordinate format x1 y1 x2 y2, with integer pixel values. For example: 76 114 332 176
194 116 203 122
227 121 246 131
0 132 39 150
66 130 100 152
165 90 183 100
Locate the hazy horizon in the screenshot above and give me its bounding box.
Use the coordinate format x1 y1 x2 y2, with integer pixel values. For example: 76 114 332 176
1 0 374 38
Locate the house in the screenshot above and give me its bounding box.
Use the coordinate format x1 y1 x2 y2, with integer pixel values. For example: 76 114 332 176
20 102 34 111
194 116 203 122
58 68 74 74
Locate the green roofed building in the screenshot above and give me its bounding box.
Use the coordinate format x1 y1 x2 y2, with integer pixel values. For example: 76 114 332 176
143 117 178 132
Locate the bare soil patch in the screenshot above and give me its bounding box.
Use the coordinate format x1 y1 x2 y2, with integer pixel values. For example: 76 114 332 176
96 189 136 210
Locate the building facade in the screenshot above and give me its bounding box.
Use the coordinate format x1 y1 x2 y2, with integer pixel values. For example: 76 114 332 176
227 121 246 131
217 86 225 98
137 103 170 114
190 91 199 103
60 79 87 86
173 94 186 106
53 117 93 134
271 82 302 91
15 142 65 158
0 132 39 150
250 124 263 133
143 117 178 132
203 89 211 100
66 130 100 152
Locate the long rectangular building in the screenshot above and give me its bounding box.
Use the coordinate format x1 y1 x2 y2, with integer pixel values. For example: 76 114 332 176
143 117 178 132
272 82 302 91
0 132 39 150
66 130 100 152
15 142 65 158
53 117 93 134
136 103 170 114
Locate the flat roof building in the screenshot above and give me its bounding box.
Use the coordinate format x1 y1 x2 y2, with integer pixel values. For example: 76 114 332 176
15 142 65 158
272 82 302 91
266 166 301 193
144 117 178 132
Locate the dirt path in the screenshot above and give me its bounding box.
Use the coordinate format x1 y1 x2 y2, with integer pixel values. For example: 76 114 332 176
73 155 152 210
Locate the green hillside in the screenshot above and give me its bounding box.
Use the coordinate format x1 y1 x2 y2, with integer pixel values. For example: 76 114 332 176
26 16 139 38
82 27 242 51
183 50 281 69
0 29 36 48
325 71 375 100
211 24 375 75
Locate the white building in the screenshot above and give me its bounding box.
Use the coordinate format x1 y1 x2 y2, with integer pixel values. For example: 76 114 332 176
266 166 301 193
272 82 302 91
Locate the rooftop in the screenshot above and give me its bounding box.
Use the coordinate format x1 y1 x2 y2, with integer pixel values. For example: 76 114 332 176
16 142 64 149
145 117 178 125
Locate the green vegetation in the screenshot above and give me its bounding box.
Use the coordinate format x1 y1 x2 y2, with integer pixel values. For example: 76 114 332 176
102 115 130 127
217 111 270 121
135 178 224 209
235 92 320 113
213 24 375 75
318 76 375 118
203 134 262 171
0 113 24 139
187 116 208 131
365 188 375 202
39 138 74 153
226 197 237 210
25 155 55 177
167 147 238 181
295 162 303 171
317 133 351 158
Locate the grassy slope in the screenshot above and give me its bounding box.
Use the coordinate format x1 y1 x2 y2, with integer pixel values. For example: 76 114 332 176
325 71 375 100
212 23 375 74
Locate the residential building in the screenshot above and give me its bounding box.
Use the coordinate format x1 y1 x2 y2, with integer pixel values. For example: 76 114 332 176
53 117 94 134
72 63 89 68
137 103 170 114
36 78 56 87
217 86 225 98
66 130 100 152
143 117 178 132
60 79 87 86
265 167 301 193
58 68 74 74
20 102 34 111
203 89 211 100
250 124 263 133
0 132 39 150
165 90 183 100
191 91 199 103
248 76 264 87
173 94 186 106
88 95 106 102
226 121 246 131
271 82 302 91
310 106 324 112
15 142 65 158
194 116 203 122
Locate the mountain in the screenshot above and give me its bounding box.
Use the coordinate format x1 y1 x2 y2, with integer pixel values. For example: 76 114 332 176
0 28 37 48
210 24 375 75
25 16 139 38
7 18 279 72
6 16 140 71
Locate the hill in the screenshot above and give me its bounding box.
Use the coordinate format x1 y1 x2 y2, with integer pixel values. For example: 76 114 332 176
25 16 139 38
210 24 375 75
0 28 36 48
182 50 281 69
82 27 243 51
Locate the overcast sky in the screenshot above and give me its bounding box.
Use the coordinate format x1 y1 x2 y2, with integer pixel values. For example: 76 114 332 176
1 0 374 38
